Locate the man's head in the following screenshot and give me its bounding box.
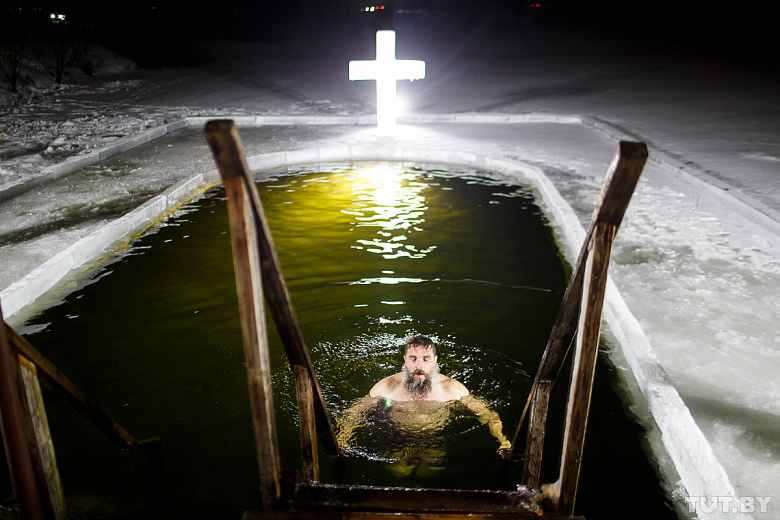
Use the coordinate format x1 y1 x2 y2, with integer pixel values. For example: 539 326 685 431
403 334 437 358
402 335 438 400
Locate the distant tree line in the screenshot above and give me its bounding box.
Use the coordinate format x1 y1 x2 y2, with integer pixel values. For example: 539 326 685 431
0 6 104 93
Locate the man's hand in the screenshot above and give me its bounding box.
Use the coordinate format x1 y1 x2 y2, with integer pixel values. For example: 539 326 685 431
497 439 512 458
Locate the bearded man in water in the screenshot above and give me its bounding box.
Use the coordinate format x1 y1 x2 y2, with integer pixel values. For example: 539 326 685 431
338 335 512 463
369 335 470 402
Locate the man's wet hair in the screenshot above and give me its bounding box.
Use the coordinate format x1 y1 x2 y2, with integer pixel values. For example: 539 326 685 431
404 335 436 357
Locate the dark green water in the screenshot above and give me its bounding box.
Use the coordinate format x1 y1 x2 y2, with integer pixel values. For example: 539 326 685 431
2 164 678 519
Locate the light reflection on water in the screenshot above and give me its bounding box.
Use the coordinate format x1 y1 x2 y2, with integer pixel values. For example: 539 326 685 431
8 164 678 519
346 166 433 259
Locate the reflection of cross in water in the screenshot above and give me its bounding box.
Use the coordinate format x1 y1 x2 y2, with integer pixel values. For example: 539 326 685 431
349 30 425 129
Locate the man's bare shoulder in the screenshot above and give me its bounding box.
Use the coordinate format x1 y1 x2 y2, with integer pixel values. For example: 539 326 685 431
436 374 469 401
369 373 404 399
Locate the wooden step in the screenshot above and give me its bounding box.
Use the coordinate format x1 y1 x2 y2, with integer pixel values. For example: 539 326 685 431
291 482 543 514
245 511 583 519
244 482 583 519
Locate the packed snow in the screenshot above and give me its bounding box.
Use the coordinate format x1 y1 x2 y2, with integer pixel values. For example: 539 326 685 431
1 15 778 519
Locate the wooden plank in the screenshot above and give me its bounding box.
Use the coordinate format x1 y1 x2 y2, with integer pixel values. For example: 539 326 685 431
509 141 647 460
290 482 544 515
243 166 340 458
205 120 281 508
17 356 67 520
522 379 551 489
294 365 319 481
246 510 583 520
5 324 139 450
551 222 615 515
205 119 340 458
0 303 45 520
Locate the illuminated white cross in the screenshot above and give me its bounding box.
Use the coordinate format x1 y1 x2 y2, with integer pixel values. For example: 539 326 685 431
349 30 425 129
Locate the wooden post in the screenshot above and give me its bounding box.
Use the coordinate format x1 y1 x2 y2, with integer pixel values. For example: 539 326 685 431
0 303 45 520
550 222 615 515
205 119 340 460
522 380 550 489
205 120 281 509
510 142 648 462
16 356 67 520
5 324 139 450
294 366 319 481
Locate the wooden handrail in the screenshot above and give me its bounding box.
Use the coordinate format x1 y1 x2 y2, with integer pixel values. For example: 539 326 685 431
509 142 648 500
3 302 154 520
5 324 140 451
205 120 341 501
205 120 283 508
206 120 340 458
552 222 616 514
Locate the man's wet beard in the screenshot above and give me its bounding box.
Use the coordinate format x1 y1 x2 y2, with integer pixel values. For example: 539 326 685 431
403 364 439 400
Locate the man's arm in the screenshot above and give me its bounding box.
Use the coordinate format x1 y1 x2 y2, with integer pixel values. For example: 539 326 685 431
460 394 512 453
336 395 379 449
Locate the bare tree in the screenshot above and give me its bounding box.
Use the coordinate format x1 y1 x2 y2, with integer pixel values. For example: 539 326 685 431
0 42 26 93
72 44 105 77
35 29 74 85
1 7 46 92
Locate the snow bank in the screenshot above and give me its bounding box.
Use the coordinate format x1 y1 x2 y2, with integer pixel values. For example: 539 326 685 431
0 120 187 202
0 168 219 319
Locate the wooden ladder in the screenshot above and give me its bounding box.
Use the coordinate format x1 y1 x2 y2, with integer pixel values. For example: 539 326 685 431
204 120 647 519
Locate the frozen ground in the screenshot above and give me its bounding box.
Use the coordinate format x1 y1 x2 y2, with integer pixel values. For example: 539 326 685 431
1 17 778 518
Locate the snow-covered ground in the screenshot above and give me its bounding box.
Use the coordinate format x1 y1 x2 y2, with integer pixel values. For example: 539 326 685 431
2 16 778 518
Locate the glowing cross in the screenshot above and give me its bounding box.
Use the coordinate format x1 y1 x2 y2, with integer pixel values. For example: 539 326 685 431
349 30 425 129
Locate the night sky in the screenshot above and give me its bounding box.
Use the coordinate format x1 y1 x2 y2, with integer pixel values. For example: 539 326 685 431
1 0 775 69
3 0 773 40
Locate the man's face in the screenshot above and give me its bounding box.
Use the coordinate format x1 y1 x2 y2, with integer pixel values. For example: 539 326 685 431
404 345 437 381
